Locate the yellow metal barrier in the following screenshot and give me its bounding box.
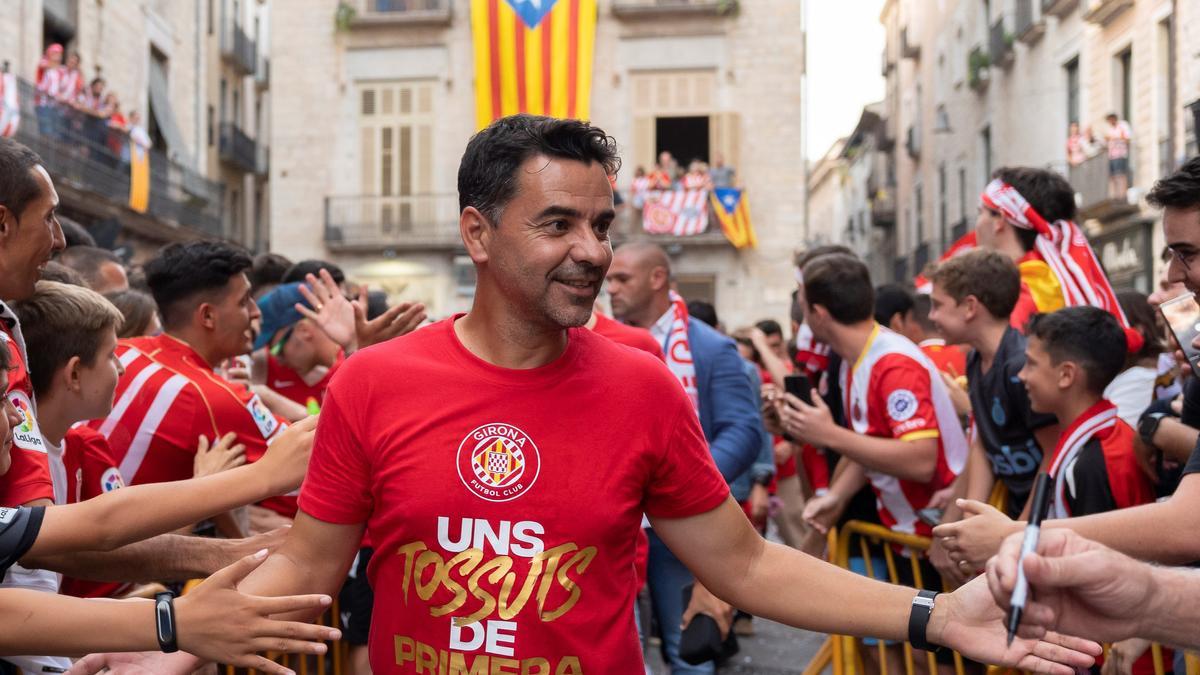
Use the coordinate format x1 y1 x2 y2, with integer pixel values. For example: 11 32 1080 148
829 520 965 675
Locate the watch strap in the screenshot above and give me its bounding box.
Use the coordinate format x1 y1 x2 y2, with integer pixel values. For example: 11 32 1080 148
908 589 940 652
155 591 179 653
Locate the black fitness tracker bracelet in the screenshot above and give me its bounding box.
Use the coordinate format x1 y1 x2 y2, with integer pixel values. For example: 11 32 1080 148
908 589 941 652
155 591 179 653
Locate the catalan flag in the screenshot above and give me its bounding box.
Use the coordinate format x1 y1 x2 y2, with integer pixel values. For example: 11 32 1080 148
711 188 758 250
470 0 597 130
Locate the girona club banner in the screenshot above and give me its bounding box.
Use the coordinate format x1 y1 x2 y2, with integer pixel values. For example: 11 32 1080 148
641 189 710 237
470 0 598 130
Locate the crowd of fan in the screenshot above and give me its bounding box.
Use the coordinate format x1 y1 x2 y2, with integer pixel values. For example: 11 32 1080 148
0 116 1199 675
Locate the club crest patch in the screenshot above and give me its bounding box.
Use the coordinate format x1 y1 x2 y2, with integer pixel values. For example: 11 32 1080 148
101 467 124 493
456 422 541 503
886 389 919 423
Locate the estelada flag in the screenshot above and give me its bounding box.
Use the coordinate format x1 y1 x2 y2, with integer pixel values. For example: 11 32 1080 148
913 231 977 293
710 188 758 250
471 0 597 130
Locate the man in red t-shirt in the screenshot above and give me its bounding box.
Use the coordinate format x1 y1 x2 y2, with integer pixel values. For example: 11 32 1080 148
91 241 299 520
106 116 1099 675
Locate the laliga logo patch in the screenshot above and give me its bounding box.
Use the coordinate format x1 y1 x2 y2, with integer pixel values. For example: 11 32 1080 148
9 392 45 452
101 467 124 493
456 423 540 503
886 389 919 423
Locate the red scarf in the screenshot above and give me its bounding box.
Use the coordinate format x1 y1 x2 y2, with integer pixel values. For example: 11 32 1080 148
981 179 1142 352
1047 399 1119 519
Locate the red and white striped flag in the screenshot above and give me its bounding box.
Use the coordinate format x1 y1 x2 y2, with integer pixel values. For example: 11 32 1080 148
642 189 710 236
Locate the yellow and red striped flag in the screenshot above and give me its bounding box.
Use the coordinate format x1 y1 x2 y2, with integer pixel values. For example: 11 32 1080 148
470 0 597 130
711 188 758 250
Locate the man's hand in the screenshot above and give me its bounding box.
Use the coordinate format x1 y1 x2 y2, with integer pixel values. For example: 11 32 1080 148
256 415 317 495
802 491 844 535
761 384 784 436
1101 638 1151 675
297 270 358 354
933 499 1020 573
926 485 956 510
353 287 426 348
985 528 1156 644
681 581 734 639
69 550 341 675
930 575 1101 675
778 391 838 448
193 432 246 478
927 535 967 588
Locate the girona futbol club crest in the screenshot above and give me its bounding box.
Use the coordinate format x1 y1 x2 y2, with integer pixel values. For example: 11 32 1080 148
456 422 541 503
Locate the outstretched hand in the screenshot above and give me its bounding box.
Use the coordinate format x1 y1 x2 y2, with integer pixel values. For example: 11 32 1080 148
352 286 427 348
932 574 1101 675
985 528 1153 644
297 270 357 353
933 499 1020 573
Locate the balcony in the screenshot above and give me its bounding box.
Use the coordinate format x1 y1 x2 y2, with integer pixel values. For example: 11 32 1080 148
900 26 920 59
612 0 736 18
1069 153 1138 222
1083 0 1133 25
989 18 1015 69
1041 0 1079 18
220 21 256 75
871 188 897 228
614 199 732 247
968 46 991 92
1016 0 1045 45
345 0 453 27
219 122 257 174
325 194 464 251
906 125 921 159
255 55 269 90
11 78 224 239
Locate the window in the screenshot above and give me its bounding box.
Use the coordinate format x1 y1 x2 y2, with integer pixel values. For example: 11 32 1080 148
220 78 227 124
233 87 240 127
981 125 992 185
915 183 924 245
958 166 967 224
208 0 214 35
1065 57 1080 125
938 164 947 249
207 105 214 147
230 187 241 240
357 81 436 234
1115 47 1132 122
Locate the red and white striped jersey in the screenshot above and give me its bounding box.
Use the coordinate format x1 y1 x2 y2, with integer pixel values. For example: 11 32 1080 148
91 334 296 516
0 302 53 507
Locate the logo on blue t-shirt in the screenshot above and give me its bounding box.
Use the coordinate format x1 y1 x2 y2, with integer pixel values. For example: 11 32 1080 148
991 397 1007 426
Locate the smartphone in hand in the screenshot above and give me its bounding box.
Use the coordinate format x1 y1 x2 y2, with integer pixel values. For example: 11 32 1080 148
1160 292 1200 377
783 373 813 406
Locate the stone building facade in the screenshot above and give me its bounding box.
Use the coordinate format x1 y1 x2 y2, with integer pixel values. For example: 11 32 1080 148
269 0 806 328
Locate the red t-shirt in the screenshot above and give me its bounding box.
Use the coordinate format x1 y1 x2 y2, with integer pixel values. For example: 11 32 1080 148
92 334 295 516
266 353 341 408
299 318 728 674
0 314 53 506
590 314 664 360
919 340 968 379
59 426 129 599
845 332 963 537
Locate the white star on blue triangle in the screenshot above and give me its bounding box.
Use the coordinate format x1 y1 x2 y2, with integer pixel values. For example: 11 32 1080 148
505 0 559 28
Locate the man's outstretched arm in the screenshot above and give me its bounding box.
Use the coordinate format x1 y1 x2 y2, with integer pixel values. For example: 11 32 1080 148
650 498 1101 675
70 512 364 674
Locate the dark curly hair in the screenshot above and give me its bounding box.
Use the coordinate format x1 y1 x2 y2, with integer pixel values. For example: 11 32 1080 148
1147 156 1200 211
457 114 621 224
144 241 252 328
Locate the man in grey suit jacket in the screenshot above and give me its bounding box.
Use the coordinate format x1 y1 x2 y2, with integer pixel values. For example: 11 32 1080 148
608 242 763 674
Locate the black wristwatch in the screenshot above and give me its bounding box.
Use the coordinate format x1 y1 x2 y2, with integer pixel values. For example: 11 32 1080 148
154 591 179 653
754 473 774 487
908 589 941 652
1138 412 1167 450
